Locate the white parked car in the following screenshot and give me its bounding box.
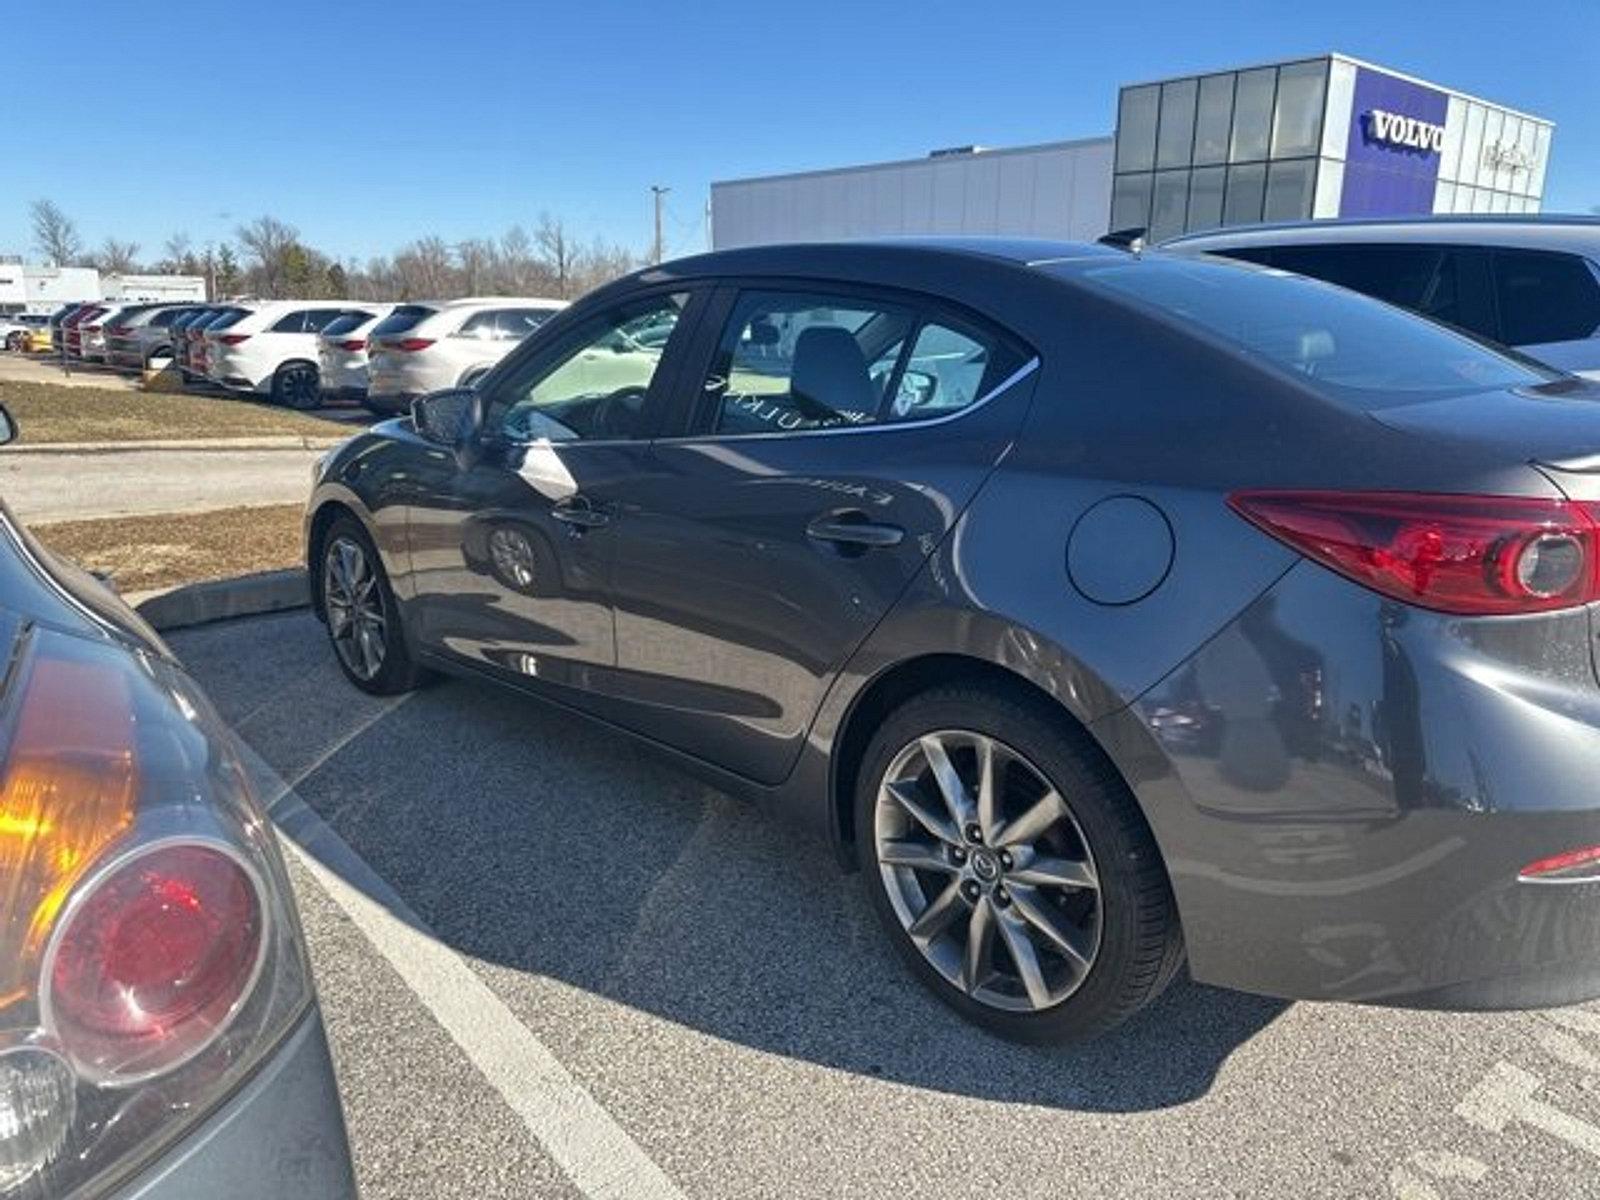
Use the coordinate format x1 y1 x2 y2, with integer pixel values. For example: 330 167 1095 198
316 304 397 404
206 301 381 408
366 297 566 415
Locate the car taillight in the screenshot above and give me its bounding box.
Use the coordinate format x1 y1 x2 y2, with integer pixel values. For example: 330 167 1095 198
44 842 265 1083
337 338 366 351
0 629 311 1196
84 325 101 334
393 337 434 352
106 326 129 336
1229 491 1600 616
1520 845 1600 882
217 334 250 346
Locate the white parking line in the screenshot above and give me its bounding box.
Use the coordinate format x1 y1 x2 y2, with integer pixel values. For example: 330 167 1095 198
267 783 687 1200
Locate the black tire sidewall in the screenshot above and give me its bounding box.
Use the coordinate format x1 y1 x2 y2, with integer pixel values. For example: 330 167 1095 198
854 686 1176 1043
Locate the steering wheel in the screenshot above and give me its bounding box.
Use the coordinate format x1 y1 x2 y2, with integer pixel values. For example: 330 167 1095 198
589 386 649 437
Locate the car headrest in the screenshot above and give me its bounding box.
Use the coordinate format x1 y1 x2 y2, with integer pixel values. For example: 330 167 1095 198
790 325 877 420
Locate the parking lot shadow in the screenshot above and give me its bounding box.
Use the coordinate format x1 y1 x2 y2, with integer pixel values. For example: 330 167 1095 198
178 610 1289 1115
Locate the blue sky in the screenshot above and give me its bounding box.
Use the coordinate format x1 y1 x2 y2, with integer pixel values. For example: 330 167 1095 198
4 0 1597 264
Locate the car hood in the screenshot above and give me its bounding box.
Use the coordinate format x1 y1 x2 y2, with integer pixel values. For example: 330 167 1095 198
1371 379 1600 474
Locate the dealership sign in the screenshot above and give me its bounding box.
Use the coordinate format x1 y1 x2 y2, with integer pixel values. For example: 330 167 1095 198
1366 108 1446 153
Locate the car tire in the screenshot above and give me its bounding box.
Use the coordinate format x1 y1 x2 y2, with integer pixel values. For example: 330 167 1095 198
316 515 429 695
271 362 321 410
854 682 1183 1043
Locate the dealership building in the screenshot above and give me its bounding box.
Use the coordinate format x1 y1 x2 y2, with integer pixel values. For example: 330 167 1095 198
710 53 1553 249
0 264 205 314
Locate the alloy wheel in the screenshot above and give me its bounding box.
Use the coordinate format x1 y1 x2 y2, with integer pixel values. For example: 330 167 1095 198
281 365 320 409
323 537 387 680
874 729 1102 1012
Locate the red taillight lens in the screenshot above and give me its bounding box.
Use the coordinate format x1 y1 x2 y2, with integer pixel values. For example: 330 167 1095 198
1520 845 1600 881
44 843 263 1082
337 338 366 351
84 325 101 334
217 334 250 346
107 326 129 336
393 337 434 352
1230 491 1600 616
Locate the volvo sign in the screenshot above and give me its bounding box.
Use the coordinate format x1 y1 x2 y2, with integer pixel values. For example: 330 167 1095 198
1366 108 1446 153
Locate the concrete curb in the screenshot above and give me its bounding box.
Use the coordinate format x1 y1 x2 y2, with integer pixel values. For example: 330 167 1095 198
132 568 311 632
10 436 347 454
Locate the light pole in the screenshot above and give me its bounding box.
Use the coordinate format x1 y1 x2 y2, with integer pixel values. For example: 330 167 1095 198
650 185 671 264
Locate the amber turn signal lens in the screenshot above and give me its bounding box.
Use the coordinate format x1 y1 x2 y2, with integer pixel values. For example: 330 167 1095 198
0 644 138 1009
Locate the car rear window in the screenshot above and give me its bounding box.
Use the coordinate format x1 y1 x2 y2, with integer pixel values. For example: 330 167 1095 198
371 305 437 337
321 311 374 337
1075 256 1556 407
204 309 249 330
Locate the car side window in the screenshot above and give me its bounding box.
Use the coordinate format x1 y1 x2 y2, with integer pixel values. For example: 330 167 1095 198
1492 249 1600 346
499 309 551 340
692 290 1009 436
306 309 354 332
270 311 307 334
458 310 501 340
486 292 690 444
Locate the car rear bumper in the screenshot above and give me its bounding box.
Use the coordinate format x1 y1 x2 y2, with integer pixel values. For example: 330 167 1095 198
109 1006 356 1199
1115 561 1600 1009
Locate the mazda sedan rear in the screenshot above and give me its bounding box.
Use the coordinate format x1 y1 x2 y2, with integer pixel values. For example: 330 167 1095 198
307 239 1600 1041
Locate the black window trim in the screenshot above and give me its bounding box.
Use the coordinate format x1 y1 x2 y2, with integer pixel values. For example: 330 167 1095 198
661 276 1039 444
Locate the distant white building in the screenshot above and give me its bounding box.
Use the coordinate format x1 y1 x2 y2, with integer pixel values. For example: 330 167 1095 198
711 137 1114 250
0 263 101 313
104 273 207 303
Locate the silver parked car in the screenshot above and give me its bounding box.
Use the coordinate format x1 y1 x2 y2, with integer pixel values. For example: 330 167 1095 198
0 400 357 1196
104 303 195 370
1162 215 1600 378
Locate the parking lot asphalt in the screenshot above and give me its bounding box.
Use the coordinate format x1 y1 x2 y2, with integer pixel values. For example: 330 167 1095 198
170 608 1600 1200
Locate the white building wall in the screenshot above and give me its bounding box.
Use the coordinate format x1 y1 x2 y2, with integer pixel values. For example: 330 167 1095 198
711 138 1114 250
103 274 207 302
0 265 101 311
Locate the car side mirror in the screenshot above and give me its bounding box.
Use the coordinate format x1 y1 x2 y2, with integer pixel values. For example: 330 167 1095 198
0 403 17 447
411 388 482 448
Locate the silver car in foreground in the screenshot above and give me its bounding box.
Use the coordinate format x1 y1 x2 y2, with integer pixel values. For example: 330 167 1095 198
1163 215 1600 378
0 401 356 1196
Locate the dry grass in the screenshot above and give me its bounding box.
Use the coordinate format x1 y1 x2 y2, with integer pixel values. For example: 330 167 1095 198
0 380 350 444
33 504 304 592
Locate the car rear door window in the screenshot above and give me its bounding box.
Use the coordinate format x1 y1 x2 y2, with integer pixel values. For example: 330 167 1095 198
1492 249 1600 346
457 310 502 340
269 311 308 334
691 290 1018 436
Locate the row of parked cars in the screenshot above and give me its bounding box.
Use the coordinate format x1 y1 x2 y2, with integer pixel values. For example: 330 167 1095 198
3 294 568 412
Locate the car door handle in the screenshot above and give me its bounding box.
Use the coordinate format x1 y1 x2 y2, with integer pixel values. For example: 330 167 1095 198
551 499 612 529
806 512 904 548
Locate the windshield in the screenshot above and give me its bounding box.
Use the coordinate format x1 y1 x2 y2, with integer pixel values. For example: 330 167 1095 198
1074 255 1558 408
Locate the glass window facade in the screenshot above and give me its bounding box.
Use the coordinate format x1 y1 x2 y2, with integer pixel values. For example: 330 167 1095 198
1114 59 1328 236
1111 56 1550 235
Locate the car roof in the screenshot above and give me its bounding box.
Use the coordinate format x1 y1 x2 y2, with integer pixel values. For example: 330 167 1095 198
663 237 1125 280
1161 214 1600 255
437 296 568 309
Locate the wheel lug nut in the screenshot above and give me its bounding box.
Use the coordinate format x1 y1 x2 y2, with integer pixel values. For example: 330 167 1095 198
950 846 967 864
994 887 1010 907
961 881 981 902
965 824 984 844
998 850 1013 870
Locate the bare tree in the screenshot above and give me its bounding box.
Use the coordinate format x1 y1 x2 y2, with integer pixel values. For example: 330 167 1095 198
534 213 576 298
161 231 193 272
94 238 142 274
235 215 301 297
30 199 82 266
456 238 493 295
498 225 539 293
392 236 455 299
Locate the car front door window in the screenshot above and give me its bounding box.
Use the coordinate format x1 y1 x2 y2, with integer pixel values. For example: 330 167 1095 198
488 294 689 443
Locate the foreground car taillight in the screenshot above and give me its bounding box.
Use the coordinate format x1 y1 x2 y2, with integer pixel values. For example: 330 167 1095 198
392 337 434 352
217 334 250 346
1230 491 1600 616
336 338 365 351
0 628 310 1196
